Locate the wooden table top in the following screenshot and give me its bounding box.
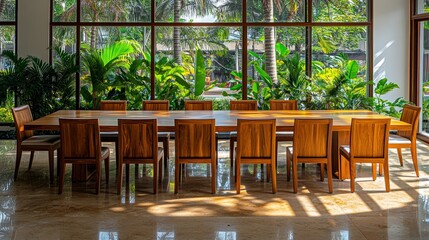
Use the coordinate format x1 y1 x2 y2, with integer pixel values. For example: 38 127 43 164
24 110 411 132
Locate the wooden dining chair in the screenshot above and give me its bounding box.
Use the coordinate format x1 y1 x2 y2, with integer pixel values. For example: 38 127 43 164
270 100 298 169
339 118 391 193
286 118 333 193
99 100 127 164
142 100 170 169
229 100 258 171
388 104 421 177
11 105 61 184
174 119 216 194
184 100 213 110
58 118 110 194
236 118 277 194
117 119 163 194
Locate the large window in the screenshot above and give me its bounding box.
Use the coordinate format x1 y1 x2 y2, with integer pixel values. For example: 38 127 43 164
50 0 372 110
411 1 429 140
0 0 17 123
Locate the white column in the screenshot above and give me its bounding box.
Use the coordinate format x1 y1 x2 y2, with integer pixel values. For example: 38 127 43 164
17 0 50 62
373 0 409 101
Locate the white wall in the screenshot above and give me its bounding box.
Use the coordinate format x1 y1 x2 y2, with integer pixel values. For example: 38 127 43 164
373 0 409 101
18 0 50 62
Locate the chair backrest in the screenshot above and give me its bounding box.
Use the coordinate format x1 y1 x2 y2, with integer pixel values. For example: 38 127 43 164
59 118 101 161
11 105 34 143
350 118 391 159
292 118 332 158
230 100 258 110
99 100 127 110
184 100 213 110
142 100 170 111
118 119 158 161
270 100 298 110
236 119 276 159
397 104 421 141
175 119 216 159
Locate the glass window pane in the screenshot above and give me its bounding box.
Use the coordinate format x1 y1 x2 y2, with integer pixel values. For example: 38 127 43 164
419 21 429 135
313 0 367 22
312 26 368 110
82 0 150 22
0 26 15 69
416 0 429 14
247 0 305 22
247 27 306 109
53 26 76 55
53 0 76 22
155 27 242 110
156 0 241 23
80 27 152 109
0 0 16 22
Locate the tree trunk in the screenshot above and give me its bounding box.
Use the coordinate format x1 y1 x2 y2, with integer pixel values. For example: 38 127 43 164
0 0 6 18
173 0 182 64
263 0 278 83
90 26 97 49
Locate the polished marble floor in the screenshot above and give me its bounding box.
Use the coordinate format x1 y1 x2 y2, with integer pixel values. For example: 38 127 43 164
0 139 429 240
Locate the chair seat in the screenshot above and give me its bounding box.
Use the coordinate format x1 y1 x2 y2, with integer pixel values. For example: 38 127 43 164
21 135 60 146
389 134 411 145
101 147 110 159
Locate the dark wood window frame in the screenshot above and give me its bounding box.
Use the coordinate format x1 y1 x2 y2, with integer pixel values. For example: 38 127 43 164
410 1 429 143
49 0 373 109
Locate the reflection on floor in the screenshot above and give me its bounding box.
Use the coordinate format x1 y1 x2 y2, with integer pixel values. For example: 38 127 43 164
0 139 429 239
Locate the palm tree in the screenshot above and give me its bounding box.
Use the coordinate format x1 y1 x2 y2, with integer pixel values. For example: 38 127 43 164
156 0 216 64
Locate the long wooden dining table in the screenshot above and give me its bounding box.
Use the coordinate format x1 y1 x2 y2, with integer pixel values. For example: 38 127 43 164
24 109 411 180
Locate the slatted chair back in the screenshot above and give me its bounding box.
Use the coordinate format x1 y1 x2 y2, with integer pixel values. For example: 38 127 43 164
293 118 332 158
118 119 158 161
174 119 216 193
184 100 213 110
397 104 421 141
99 100 127 111
59 118 101 163
230 100 258 110
142 100 170 111
350 118 391 159
11 105 34 143
269 100 298 110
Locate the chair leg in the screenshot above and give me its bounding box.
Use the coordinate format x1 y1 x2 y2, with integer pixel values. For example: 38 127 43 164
236 159 241 194
104 157 109 186
383 160 390 192
48 150 54 184
159 158 163 183
14 148 23 181
57 148 61 182
378 163 383 176
286 152 291 182
95 162 101 194
350 161 356 193
411 144 419 177
372 163 377 181
125 165 130 185
58 160 66 194
292 158 298 193
117 162 123 195
397 148 403 166
211 160 216 194
327 159 333 193
28 151 35 170
135 164 140 177
153 161 158 194
230 139 235 174
320 163 325 182
163 137 169 161
174 158 180 194
275 140 278 173
271 163 277 194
